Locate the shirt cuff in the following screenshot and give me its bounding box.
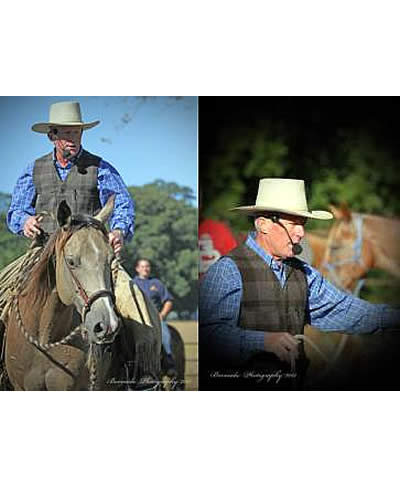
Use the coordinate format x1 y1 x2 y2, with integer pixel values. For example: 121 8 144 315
16 213 31 235
381 306 400 331
240 330 265 362
112 227 126 238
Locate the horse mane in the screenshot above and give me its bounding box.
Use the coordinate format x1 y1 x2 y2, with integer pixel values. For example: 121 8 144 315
21 216 108 309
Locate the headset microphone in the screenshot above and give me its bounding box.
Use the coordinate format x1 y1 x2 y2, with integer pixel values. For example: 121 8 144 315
270 214 303 256
62 148 72 159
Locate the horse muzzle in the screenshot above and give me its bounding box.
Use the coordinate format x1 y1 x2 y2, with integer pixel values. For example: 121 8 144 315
84 306 121 345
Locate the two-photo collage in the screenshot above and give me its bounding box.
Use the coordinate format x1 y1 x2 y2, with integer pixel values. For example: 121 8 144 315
1 96 400 391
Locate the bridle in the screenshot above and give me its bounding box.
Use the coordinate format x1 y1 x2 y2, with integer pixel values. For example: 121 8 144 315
62 251 115 324
13 223 118 362
322 214 366 296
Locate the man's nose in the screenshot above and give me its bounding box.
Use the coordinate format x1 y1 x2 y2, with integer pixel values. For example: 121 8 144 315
296 225 305 239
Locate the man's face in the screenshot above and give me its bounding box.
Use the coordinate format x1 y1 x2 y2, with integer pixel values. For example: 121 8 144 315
257 214 307 260
52 126 83 157
136 260 151 278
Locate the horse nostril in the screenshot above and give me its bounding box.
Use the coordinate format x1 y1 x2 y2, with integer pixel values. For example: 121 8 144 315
93 321 106 335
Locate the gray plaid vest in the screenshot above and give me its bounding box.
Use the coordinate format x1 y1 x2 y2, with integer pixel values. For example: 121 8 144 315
228 244 308 337
33 149 102 234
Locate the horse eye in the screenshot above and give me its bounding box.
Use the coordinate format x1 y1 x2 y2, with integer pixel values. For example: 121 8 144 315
66 256 78 268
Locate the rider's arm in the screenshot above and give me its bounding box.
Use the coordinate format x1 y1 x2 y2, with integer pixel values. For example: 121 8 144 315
306 263 400 333
97 160 135 242
7 162 36 235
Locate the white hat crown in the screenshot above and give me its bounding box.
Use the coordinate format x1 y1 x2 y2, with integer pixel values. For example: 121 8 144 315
256 178 309 212
49 101 83 123
32 101 100 133
231 178 333 220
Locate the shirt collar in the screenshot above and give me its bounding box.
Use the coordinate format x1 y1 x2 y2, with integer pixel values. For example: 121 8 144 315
53 145 83 166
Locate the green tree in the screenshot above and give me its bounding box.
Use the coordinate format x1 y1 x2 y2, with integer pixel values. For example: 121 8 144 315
0 214 29 269
123 180 198 318
201 120 400 234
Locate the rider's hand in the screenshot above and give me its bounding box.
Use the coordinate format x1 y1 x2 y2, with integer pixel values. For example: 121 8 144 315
264 332 299 365
23 215 43 239
108 229 124 255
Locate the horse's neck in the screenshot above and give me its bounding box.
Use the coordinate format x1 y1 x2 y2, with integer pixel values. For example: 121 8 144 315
363 214 400 277
306 233 327 270
37 290 75 345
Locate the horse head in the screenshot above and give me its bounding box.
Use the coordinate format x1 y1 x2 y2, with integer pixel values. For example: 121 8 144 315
323 203 373 293
55 195 120 345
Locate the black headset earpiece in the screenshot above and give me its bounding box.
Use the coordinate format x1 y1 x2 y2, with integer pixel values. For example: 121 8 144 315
270 214 279 223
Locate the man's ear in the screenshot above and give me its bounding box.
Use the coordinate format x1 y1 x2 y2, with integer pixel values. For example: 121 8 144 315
255 216 271 234
47 128 58 142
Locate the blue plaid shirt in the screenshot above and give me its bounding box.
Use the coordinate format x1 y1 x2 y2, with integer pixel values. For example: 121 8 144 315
199 232 400 364
7 147 135 240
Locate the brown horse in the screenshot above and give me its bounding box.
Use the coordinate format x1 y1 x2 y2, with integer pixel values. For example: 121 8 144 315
4 197 121 390
322 204 400 291
304 205 400 388
306 205 400 291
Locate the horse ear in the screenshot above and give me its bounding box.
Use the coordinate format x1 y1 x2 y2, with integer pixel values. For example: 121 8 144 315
57 200 72 228
94 194 115 224
339 201 352 222
329 204 342 219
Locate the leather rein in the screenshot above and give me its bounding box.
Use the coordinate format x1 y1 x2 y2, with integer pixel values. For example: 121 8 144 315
62 251 115 323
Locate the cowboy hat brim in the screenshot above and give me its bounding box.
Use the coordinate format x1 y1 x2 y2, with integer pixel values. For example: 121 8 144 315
31 120 100 133
230 206 333 220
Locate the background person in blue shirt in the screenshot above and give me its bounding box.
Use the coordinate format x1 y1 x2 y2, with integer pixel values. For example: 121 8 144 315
133 258 176 373
199 178 400 390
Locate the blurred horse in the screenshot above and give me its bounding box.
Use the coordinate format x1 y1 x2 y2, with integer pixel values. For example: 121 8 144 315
323 204 400 291
305 204 400 389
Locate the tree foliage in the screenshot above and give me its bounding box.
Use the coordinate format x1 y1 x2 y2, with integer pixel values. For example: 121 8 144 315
201 115 400 234
123 180 197 318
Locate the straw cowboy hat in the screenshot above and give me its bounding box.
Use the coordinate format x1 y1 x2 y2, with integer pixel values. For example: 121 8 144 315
231 178 333 220
32 101 100 133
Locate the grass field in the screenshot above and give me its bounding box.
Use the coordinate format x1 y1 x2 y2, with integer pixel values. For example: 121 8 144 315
168 320 198 391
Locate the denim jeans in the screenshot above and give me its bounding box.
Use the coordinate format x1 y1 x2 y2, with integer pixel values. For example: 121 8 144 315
161 320 172 355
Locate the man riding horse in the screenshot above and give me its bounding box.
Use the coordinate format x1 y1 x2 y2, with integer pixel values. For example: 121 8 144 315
0 100 162 389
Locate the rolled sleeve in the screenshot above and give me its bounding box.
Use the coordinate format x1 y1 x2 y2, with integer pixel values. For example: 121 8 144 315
307 265 400 334
97 160 135 241
7 161 36 235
